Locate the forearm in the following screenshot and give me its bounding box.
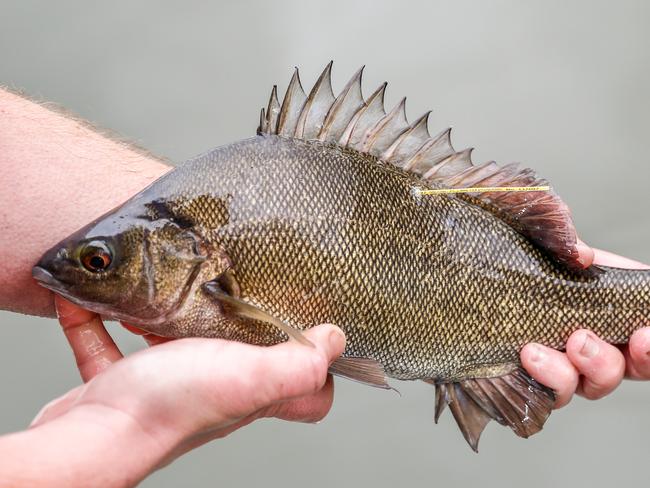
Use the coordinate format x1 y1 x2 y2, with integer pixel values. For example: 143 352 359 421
0 88 170 316
0 405 174 488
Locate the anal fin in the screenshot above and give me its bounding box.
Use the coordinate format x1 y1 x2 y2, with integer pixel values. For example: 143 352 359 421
445 383 492 452
430 367 555 452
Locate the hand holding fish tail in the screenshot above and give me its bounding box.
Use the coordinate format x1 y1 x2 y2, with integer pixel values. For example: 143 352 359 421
26 298 344 485
522 247 650 407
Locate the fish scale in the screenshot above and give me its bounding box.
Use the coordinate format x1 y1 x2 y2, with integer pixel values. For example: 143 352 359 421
33 63 650 451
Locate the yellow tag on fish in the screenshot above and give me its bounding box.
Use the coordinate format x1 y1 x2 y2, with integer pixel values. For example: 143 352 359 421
417 185 550 195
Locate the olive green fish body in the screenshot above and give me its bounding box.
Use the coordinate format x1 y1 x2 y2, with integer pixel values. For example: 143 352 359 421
34 64 650 450
147 136 650 381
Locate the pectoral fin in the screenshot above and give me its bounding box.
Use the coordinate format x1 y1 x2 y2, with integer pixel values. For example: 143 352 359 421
329 357 392 390
202 280 314 347
429 367 555 452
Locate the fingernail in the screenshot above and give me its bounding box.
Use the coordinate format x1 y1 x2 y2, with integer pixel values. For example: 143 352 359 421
328 326 346 351
528 344 545 363
580 333 599 359
30 405 48 427
640 331 650 357
576 239 594 268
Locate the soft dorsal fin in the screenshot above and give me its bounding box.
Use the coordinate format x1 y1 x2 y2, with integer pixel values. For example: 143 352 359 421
258 63 584 270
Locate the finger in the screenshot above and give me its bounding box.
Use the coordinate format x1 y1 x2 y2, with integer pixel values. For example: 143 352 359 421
55 296 123 382
192 324 345 419
143 334 174 346
520 343 579 408
266 374 335 423
250 324 345 407
30 385 85 428
120 322 148 335
623 327 650 379
565 330 625 400
120 321 173 347
592 248 650 270
121 324 346 445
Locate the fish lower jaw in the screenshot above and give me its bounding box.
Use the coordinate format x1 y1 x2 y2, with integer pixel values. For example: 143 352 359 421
45 288 180 330
101 309 178 328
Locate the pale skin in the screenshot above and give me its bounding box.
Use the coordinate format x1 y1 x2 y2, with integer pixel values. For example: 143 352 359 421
0 88 649 486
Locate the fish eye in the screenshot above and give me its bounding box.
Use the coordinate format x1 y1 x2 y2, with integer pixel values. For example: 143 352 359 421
80 241 113 273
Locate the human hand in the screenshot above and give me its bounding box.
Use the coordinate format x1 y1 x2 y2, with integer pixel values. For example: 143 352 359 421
521 246 650 408
30 296 345 485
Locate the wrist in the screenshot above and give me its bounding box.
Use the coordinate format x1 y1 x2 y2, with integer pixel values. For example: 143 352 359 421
0 403 176 487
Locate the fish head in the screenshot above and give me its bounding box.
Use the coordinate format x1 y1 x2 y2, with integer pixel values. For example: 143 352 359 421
32 200 209 325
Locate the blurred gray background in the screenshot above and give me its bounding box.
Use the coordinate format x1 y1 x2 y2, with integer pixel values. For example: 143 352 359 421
1 1 649 486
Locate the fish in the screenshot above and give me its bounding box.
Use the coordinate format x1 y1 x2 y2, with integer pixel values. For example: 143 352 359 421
32 62 650 451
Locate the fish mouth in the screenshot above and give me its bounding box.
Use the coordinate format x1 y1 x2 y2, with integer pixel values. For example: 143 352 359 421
32 266 67 292
32 266 90 308
31 265 138 322
32 266 95 310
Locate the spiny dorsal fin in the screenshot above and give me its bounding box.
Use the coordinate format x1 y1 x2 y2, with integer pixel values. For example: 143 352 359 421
259 63 585 270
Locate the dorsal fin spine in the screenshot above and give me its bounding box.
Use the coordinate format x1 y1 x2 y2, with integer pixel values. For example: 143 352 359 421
318 66 366 142
336 81 386 147
257 108 266 134
264 85 280 135
383 111 432 163
277 68 307 137
361 97 410 156
403 127 454 171
422 147 473 180
343 82 387 150
295 61 335 139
